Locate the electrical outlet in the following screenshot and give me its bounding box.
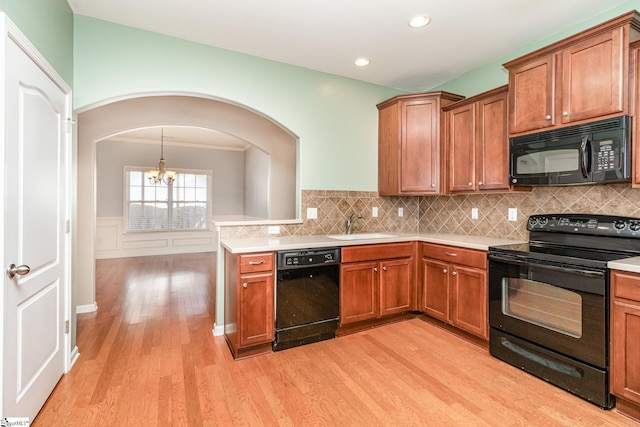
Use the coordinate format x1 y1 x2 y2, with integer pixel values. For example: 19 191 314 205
471 208 478 220
307 207 317 219
372 207 379 218
268 226 280 234
398 207 404 217
508 208 518 222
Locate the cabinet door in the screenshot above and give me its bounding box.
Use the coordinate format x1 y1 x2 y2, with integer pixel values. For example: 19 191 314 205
421 258 449 322
611 271 640 404
450 265 488 339
612 300 640 403
401 98 440 193
509 55 555 134
476 91 510 191
380 258 413 316
341 261 378 324
446 103 476 193
378 101 400 195
561 28 625 124
238 273 274 347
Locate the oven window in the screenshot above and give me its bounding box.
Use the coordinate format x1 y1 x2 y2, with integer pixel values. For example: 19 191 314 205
516 149 579 174
502 278 582 338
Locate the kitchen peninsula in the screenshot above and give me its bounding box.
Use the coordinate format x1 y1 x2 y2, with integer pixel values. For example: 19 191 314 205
220 232 524 359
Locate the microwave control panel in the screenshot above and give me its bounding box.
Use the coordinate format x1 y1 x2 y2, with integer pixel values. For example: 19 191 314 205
595 139 617 171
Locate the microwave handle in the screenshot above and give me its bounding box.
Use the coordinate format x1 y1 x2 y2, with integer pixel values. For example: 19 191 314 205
580 135 591 178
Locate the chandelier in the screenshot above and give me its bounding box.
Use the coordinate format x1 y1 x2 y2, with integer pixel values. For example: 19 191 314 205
145 128 178 185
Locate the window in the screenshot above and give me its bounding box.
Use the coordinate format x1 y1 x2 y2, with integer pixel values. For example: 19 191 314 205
125 167 211 232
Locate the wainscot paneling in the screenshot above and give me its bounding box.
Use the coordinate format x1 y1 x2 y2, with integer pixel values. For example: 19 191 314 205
95 217 217 259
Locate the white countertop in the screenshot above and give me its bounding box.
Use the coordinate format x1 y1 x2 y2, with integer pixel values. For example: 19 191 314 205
220 232 525 254
609 256 640 274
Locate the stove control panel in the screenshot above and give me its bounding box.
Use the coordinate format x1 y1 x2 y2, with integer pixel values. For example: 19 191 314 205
527 214 640 237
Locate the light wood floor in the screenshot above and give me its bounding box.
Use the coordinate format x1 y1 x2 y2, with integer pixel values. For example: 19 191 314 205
34 253 637 426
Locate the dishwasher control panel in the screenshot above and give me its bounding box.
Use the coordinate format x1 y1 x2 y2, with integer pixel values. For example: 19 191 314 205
277 248 341 269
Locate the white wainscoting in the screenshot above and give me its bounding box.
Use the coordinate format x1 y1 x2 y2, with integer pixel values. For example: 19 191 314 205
95 217 217 259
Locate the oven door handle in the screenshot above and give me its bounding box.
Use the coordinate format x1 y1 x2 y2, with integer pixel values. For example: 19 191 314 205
489 254 605 278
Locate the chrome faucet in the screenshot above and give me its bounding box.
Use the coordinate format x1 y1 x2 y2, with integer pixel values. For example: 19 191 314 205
346 213 363 234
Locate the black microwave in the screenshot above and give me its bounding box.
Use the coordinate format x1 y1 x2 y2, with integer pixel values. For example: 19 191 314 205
509 115 631 186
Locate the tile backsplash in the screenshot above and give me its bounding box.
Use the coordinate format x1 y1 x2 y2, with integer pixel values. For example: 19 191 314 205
218 185 640 241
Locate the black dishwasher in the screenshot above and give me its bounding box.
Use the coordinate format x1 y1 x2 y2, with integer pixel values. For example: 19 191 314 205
273 247 340 351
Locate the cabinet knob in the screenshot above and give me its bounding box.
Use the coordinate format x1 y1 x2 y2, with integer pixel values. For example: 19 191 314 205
478 181 483 186
383 266 387 271
562 111 568 117
242 282 248 288
431 183 436 187
468 182 472 186
452 271 457 276
443 269 448 274
545 115 551 120
374 267 378 272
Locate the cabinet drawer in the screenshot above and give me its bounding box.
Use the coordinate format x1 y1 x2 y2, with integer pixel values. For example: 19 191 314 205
421 243 486 269
341 242 415 263
612 270 640 302
239 252 274 274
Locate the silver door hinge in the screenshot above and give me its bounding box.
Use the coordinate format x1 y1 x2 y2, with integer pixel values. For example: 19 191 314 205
65 320 69 334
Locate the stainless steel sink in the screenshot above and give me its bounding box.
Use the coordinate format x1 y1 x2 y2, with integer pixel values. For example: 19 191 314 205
326 232 397 240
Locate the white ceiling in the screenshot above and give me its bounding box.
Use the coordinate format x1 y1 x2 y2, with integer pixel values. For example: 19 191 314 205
68 0 630 92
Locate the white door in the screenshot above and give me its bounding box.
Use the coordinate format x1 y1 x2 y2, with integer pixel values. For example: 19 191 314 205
2 24 71 420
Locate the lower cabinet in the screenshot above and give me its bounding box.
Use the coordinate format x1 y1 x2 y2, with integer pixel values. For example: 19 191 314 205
340 242 416 325
611 270 640 419
224 250 275 359
420 243 488 340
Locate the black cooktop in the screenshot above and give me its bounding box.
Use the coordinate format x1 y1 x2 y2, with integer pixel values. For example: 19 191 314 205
489 241 637 269
488 214 640 269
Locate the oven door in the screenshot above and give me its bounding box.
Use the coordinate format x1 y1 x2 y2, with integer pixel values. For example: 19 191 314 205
488 253 607 368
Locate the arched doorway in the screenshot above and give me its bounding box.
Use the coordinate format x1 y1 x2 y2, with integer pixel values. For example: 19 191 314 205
76 93 298 325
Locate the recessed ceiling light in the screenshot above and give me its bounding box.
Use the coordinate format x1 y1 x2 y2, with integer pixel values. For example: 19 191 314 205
354 57 370 67
409 15 431 28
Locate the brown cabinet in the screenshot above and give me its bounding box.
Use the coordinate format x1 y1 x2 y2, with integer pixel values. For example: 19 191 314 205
224 251 274 359
420 243 488 340
377 91 464 195
611 270 640 420
444 86 511 193
632 39 640 189
505 12 639 136
340 242 415 324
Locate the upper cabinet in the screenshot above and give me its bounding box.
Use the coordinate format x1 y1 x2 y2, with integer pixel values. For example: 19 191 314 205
377 92 464 195
505 11 640 136
443 86 511 193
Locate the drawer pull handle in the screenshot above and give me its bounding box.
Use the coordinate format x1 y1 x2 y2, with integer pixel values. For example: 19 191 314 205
248 260 265 265
242 283 248 288
445 252 457 257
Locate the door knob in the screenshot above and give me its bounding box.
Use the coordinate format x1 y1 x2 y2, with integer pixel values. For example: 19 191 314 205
7 264 30 279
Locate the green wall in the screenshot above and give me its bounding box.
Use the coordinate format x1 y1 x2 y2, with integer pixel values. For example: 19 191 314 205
0 0 73 84
73 16 403 192
433 0 640 97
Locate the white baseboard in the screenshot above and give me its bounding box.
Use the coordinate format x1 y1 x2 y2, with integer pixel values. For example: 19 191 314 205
213 323 224 336
76 302 98 314
67 346 79 372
